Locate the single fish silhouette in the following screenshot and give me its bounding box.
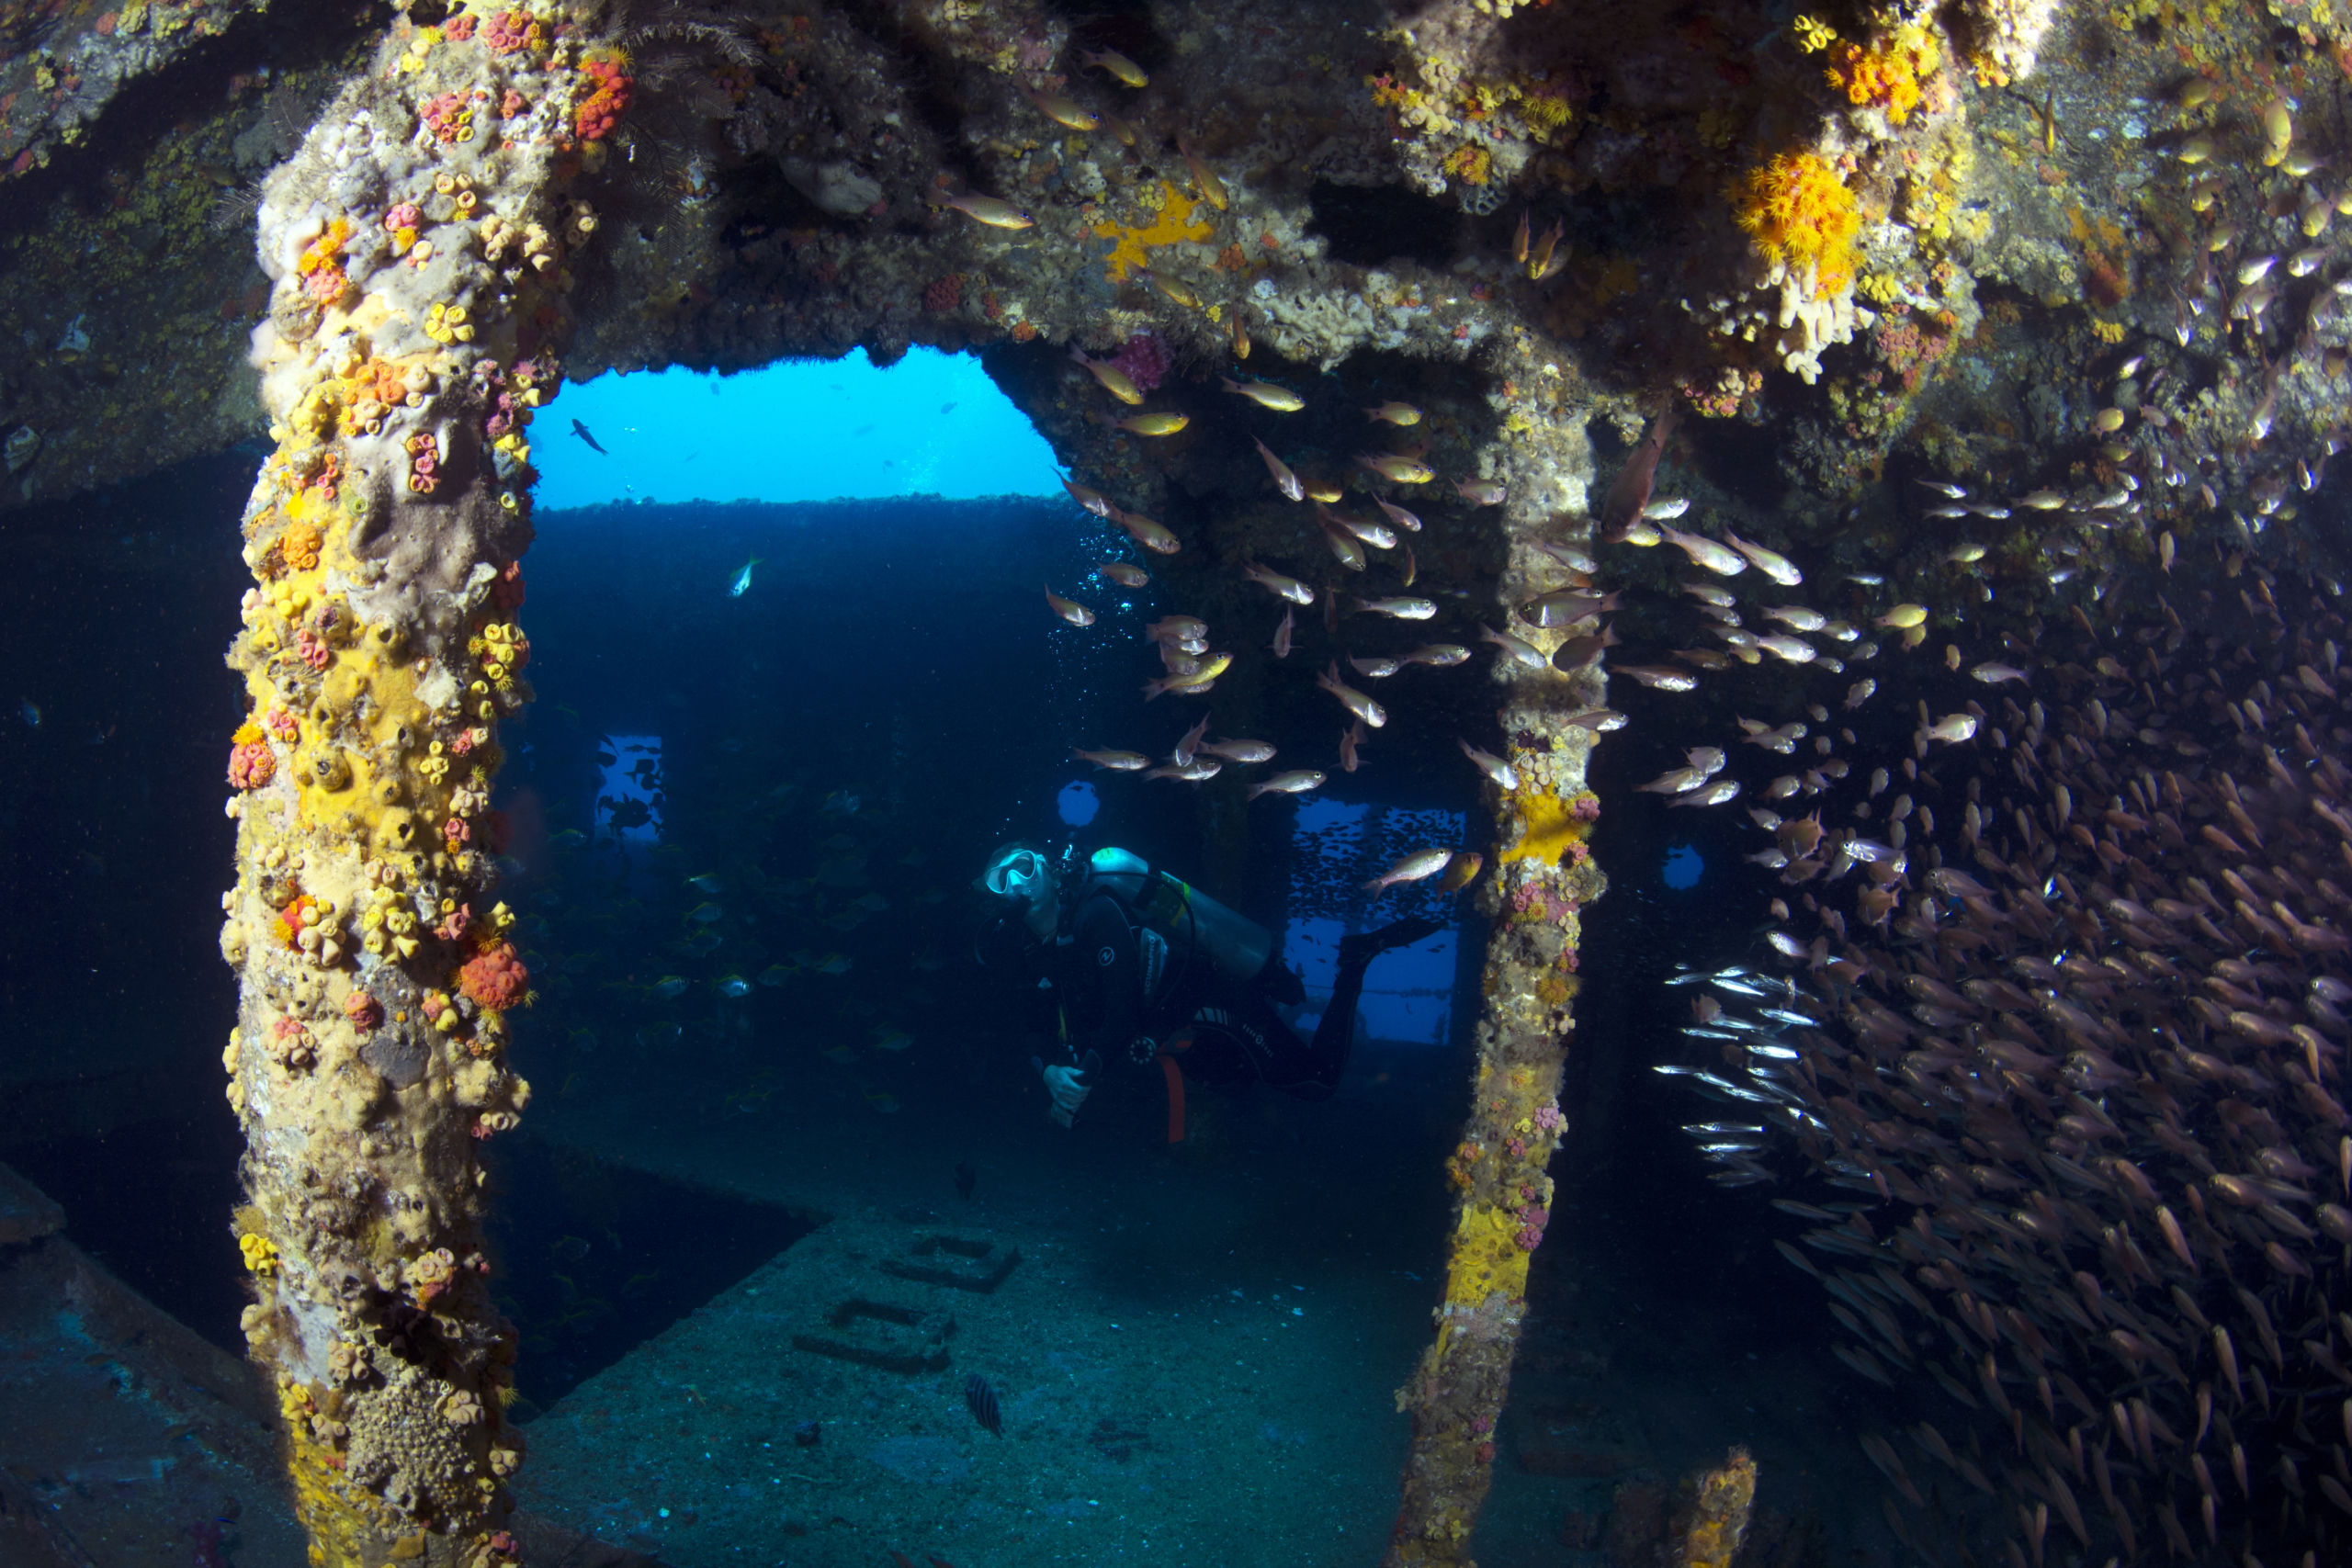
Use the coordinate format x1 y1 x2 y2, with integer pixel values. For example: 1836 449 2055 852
964 1373 1003 1436
570 419 608 455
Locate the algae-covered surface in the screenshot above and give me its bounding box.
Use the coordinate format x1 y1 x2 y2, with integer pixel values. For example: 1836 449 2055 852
10 0 2352 1562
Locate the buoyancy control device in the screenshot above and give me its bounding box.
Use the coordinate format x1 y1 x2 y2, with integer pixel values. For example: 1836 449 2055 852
1080 846 1274 991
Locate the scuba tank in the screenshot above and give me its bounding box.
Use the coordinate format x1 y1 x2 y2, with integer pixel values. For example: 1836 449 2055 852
1080 846 1273 988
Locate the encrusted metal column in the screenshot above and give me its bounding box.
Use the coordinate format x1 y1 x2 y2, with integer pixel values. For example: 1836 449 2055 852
217 5 620 1562
1385 396 1608 1563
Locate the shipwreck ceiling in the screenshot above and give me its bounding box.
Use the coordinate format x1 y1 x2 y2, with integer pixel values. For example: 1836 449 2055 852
0 0 2341 619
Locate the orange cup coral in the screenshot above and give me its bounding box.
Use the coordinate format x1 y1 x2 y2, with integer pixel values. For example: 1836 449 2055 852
1825 25 1939 127
280 517 322 571
1443 143 1493 186
573 58 632 141
274 894 315 947
295 218 350 279
229 740 277 790
1735 152 1860 297
458 942 531 1011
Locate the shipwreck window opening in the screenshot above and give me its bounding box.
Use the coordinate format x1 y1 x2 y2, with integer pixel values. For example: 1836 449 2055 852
0 451 262 1360
3 1111 251 1355
1056 777 1101 827
531 346 1063 509
594 733 664 850
1280 796 1466 1046
1487 678 1854 1562
460 323 1481 1558
478 344 1113 1429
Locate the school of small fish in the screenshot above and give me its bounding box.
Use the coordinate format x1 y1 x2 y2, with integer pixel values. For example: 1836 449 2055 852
1647 549 2352 1567
1042 252 1510 888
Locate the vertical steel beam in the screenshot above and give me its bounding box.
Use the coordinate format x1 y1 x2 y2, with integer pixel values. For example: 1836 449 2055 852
1385 422 1606 1564
217 6 617 1561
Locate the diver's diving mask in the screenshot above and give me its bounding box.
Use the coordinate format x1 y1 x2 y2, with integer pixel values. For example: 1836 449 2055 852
981 847 1049 902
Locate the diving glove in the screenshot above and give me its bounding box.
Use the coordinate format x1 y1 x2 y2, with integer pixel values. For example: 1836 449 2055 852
1035 1050 1101 1128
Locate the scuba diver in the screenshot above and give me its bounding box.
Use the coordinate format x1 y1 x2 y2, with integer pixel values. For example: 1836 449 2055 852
974 840 1443 1137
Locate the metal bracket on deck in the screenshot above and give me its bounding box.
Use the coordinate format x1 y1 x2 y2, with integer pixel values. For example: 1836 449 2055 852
790 1297 955 1373
877 1233 1022 1294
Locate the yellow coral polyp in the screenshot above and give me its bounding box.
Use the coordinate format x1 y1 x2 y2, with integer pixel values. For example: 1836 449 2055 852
1443 143 1493 185
1858 269 1903 307
1736 152 1861 297
1518 85 1571 135
1825 25 1939 126
1792 14 1837 52
283 483 332 528
240 1233 280 1274
295 218 352 277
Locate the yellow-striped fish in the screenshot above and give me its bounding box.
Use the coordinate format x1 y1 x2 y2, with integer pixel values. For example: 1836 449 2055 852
1081 48 1148 88
1024 87 1099 131
1108 412 1189 436
933 192 1034 230
1355 453 1433 484
1178 134 1227 210
1223 377 1305 412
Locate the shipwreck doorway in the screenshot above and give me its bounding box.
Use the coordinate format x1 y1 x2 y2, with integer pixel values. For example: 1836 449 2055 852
483 346 1475 1562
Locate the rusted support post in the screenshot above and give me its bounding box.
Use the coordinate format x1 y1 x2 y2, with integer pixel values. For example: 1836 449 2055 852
1671 1448 1758 1568
1385 419 1605 1564
217 5 618 1562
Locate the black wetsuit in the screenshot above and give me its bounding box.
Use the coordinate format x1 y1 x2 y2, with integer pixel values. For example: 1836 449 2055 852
1031 879 1382 1100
